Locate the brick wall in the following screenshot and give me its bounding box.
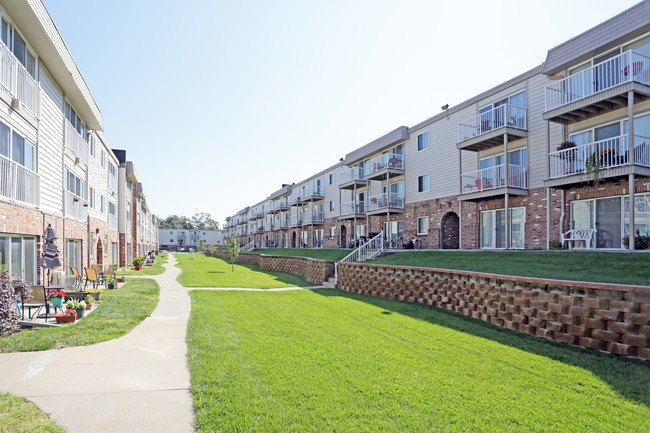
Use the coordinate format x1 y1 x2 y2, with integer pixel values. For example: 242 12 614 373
338 262 650 360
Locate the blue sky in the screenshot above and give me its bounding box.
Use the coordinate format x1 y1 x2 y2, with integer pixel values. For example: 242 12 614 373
42 0 639 226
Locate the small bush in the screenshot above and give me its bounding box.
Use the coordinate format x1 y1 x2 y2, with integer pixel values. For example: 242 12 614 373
623 231 649 250
0 272 31 336
549 240 563 250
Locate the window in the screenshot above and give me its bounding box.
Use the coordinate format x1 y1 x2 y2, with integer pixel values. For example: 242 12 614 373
65 239 82 274
64 170 85 198
0 18 37 78
111 242 118 265
0 235 36 283
417 174 430 193
90 188 95 208
108 201 116 215
170 231 173 234
329 200 335 211
108 162 117 177
90 135 96 157
101 150 106 168
100 195 105 213
313 229 323 248
329 227 335 239
480 207 525 249
0 121 34 171
329 173 334 184
417 217 429 235
64 102 85 137
417 131 429 151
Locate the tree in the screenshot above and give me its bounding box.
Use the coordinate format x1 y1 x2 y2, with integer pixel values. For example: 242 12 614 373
227 237 240 272
191 212 220 230
197 239 206 252
156 213 220 230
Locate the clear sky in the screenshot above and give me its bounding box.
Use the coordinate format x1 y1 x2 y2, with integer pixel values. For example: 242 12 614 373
42 0 640 226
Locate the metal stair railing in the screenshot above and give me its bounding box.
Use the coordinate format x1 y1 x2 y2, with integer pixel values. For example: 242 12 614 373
335 231 384 281
240 241 255 253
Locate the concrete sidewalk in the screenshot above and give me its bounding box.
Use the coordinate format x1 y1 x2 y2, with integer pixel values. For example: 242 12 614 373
0 254 194 433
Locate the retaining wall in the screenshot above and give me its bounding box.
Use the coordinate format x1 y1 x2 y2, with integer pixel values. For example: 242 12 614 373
337 262 650 360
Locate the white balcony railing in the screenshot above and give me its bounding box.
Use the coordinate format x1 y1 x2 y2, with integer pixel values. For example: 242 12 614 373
0 154 40 206
303 185 324 198
339 167 365 184
64 190 88 221
367 192 405 212
302 211 324 223
290 215 303 226
461 164 528 193
545 50 650 111
290 194 302 204
108 213 118 231
366 153 404 177
340 200 366 215
549 135 650 178
108 173 118 193
458 104 526 142
0 41 40 118
65 120 88 164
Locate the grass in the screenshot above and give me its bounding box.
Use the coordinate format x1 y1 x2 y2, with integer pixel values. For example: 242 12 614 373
175 253 312 288
187 288 650 433
117 253 168 276
0 392 64 432
372 250 650 286
0 279 159 352
252 248 350 261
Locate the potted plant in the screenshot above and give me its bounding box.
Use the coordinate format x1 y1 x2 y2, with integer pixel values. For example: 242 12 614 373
47 290 66 308
133 256 144 271
84 295 94 310
54 309 77 324
66 299 87 320
86 289 103 301
106 275 117 290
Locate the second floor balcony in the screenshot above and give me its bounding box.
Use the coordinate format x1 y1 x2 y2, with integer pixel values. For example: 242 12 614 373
0 155 40 207
273 220 289 230
366 192 405 215
457 104 527 151
290 215 302 227
339 200 366 219
108 213 118 231
302 211 324 225
460 164 528 200
108 173 118 194
546 134 650 187
339 167 366 190
544 50 650 124
64 120 88 164
64 190 87 221
365 153 404 181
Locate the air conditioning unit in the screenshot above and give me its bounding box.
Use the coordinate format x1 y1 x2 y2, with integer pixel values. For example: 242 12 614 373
11 98 20 110
75 156 81 165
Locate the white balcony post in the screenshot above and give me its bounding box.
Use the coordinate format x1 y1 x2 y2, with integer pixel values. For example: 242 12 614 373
628 90 635 250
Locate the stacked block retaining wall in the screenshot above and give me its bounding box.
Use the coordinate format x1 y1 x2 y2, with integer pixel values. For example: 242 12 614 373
337 262 650 360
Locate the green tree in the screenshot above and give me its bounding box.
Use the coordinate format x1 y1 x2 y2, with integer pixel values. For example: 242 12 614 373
227 237 240 272
197 239 206 252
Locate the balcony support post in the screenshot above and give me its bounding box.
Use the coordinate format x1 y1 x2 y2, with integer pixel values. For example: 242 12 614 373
628 90 635 250
504 133 510 249
458 149 463 249
386 170 390 244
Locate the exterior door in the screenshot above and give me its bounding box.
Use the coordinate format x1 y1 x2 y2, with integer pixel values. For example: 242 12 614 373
596 198 622 248
441 213 460 249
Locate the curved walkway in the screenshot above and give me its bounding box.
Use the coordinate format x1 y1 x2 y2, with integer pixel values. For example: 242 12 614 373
0 255 194 432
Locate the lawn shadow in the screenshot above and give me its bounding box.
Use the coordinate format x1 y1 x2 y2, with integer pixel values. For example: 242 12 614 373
237 264 312 286
312 288 650 408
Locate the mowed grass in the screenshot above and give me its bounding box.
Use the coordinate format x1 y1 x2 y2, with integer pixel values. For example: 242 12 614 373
175 253 312 288
117 253 168 276
187 289 650 433
0 392 64 432
252 248 350 261
373 250 650 286
0 279 159 352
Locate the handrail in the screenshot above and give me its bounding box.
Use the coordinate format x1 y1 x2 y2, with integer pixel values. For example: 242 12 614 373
336 231 384 281
240 241 254 253
0 41 41 118
458 104 526 142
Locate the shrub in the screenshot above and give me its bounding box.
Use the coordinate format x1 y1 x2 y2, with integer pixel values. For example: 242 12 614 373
623 231 649 250
549 240 563 250
0 272 31 336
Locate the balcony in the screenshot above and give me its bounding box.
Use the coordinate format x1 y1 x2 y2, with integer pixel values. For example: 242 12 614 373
544 50 650 124
339 201 366 219
339 167 366 190
302 185 324 201
302 211 324 225
546 134 650 188
108 173 118 194
256 225 264 233
64 120 88 164
0 41 40 118
0 155 40 206
457 104 527 151
290 215 302 227
253 210 264 219
289 194 302 205
460 164 528 200
366 193 405 215
365 153 404 181
274 220 289 230
64 190 87 221
108 213 118 231
270 198 289 213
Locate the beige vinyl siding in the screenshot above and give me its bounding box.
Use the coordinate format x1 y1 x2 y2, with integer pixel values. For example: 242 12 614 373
37 65 65 215
567 99 650 137
87 132 108 221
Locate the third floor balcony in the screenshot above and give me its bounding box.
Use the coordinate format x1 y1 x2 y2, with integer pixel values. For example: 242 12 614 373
544 50 650 124
64 119 88 164
457 104 527 151
339 167 366 190
365 153 404 181
0 41 40 118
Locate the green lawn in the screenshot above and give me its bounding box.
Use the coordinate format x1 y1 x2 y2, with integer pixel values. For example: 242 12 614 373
188 289 650 433
252 248 350 261
0 279 159 352
372 250 650 286
0 392 64 432
175 254 312 288
117 253 168 276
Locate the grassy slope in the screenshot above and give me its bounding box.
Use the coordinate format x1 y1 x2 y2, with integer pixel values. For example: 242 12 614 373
0 392 64 432
175 254 312 288
252 248 350 261
372 250 650 286
187 289 650 433
0 279 159 352
117 253 168 276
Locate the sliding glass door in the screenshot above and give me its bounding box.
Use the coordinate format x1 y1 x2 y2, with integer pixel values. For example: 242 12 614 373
0 235 36 283
480 208 526 249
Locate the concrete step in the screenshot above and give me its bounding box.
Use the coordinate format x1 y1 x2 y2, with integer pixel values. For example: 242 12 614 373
322 277 337 288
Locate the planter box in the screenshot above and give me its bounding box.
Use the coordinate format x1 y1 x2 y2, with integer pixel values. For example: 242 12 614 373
54 314 76 324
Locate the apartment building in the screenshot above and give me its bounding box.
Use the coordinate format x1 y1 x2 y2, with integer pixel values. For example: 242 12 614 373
159 229 222 251
224 2 650 251
0 1 158 282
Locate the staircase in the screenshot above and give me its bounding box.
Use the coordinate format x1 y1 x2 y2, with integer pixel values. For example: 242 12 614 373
240 241 254 253
334 231 384 284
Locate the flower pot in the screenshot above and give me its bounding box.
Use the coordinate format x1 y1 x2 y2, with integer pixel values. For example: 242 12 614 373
108 283 115 290
85 304 92 310
89 292 102 301
55 314 76 324
117 278 125 283
75 309 85 320
145 264 153 267
51 297 64 307
134 266 142 271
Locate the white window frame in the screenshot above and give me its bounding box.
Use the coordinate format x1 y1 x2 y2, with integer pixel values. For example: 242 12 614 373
417 174 430 193
417 216 429 235
329 226 335 239
417 131 429 151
